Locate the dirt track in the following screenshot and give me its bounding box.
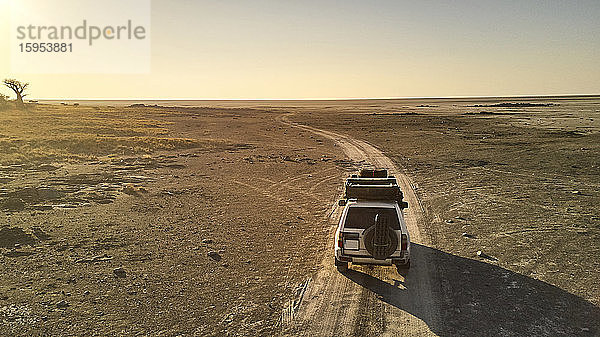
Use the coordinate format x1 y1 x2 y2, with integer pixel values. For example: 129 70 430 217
280 115 440 336
282 98 600 337
1 100 598 336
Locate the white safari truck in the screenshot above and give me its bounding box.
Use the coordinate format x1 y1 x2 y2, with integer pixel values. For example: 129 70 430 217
334 169 411 272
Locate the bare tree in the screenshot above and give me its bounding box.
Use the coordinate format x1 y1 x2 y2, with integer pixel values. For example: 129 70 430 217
3 79 29 109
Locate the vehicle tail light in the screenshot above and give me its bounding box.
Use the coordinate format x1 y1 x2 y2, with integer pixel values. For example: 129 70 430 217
338 237 344 248
401 234 408 251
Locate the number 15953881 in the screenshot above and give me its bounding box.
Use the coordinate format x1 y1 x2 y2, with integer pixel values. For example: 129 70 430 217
19 42 73 53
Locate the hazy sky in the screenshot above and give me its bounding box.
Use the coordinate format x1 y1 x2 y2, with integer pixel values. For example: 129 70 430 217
1 0 599 99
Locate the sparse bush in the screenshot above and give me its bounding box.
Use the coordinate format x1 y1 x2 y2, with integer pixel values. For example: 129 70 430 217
0 93 9 110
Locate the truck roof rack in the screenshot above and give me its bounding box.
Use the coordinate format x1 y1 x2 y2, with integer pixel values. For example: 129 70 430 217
358 168 388 178
343 169 405 203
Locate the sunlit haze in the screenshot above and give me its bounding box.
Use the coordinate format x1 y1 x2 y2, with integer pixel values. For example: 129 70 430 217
0 0 599 99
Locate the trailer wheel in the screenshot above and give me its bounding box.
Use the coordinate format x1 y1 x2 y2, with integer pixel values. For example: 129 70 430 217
335 258 348 271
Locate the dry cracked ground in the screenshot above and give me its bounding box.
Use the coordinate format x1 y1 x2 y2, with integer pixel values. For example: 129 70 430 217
1 98 599 336
0 104 352 336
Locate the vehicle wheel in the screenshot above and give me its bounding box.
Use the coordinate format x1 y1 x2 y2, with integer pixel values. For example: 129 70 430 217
335 258 348 271
396 260 410 272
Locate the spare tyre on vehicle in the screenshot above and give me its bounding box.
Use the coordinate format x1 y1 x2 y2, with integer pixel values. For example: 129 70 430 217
363 214 398 259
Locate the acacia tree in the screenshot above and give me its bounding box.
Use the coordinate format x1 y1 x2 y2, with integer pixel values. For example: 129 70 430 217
3 79 29 109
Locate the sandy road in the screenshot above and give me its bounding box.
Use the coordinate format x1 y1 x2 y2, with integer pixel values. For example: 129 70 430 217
279 114 441 336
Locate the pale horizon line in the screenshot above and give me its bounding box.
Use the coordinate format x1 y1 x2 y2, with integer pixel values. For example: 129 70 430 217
31 93 600 101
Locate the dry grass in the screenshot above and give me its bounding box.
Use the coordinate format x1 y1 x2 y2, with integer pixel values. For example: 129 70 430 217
0 104 213 165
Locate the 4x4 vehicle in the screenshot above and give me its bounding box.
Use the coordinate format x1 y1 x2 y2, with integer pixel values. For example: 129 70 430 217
334 169 411 272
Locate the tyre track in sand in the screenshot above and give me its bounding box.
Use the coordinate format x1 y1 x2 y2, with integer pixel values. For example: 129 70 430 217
279 114 441 336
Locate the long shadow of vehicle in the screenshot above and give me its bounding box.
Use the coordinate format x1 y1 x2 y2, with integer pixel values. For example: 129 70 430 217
341 243 599 336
